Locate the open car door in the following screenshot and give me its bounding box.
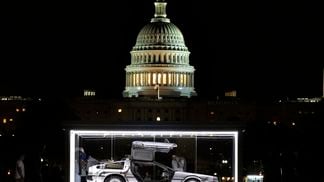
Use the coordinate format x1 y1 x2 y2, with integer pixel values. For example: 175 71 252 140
131 141 177 161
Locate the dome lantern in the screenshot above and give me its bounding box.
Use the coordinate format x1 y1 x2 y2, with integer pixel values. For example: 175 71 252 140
151 0 170 23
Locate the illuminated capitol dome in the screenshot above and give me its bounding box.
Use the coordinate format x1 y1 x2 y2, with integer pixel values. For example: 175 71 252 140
123 0 196 98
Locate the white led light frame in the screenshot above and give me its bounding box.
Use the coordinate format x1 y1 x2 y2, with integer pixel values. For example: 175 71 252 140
70 130 238 182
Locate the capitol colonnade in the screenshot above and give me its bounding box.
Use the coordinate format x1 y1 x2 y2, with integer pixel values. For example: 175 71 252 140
125 71 194 88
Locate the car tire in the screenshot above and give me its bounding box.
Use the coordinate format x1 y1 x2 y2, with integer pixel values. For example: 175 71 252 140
185 179 200 182
104 175 125 182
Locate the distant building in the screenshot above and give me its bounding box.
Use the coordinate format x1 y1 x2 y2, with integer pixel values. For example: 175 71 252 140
83 89 96 97
0 96 32 136
225 90 237 97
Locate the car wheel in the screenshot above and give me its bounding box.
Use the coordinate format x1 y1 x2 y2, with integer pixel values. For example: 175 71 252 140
185 179 200 182
105 175 125 182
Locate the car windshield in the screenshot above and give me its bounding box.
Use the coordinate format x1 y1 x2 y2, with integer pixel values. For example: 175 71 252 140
132 141 177 152
104 160 124 169
131 141 177 161
153 161 174 172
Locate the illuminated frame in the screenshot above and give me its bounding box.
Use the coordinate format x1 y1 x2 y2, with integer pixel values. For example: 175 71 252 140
69 130 238 182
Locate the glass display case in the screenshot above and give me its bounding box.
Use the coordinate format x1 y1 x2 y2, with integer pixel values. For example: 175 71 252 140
69 130 238 182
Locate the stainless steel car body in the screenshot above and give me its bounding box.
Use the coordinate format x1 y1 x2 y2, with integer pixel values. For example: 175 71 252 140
87 141 218 182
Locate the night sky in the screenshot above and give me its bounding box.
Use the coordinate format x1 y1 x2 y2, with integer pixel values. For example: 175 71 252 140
1 0 323 99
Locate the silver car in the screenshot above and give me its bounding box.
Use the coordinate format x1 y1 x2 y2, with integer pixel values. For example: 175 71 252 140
87 141 219 182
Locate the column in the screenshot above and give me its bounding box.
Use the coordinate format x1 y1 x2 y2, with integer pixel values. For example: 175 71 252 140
186 73 189 87
191 73 194 87
172 73 175 86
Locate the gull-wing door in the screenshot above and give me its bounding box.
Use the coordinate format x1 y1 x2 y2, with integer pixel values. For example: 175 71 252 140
131 141 177 161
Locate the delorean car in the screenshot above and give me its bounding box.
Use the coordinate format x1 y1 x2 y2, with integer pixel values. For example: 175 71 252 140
87 141 219 182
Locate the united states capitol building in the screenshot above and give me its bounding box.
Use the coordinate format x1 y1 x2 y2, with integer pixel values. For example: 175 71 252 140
123 0 196 98
68 0 323 126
